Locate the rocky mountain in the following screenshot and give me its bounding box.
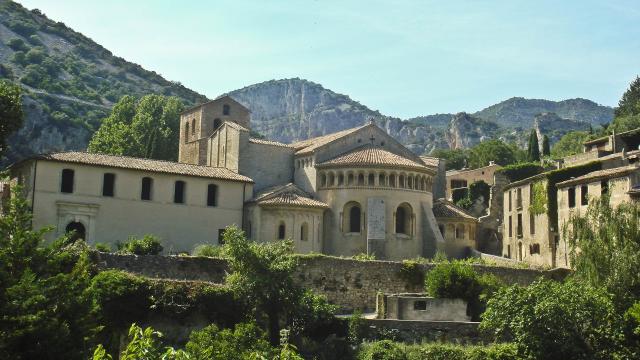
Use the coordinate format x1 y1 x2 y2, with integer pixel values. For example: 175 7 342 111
533 112 591 146
445 113 500 149
474 97 613 129
0 0 208 164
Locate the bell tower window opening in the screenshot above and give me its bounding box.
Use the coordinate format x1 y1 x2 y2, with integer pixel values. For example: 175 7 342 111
223 104 230 116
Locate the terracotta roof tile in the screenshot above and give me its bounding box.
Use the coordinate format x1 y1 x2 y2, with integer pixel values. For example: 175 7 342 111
28 152 253 183
419 156 440 168
249 183 328 209
290 124 369 155
432 199 477 220
248 138 292 148
317 145 431 172
557 164 640 187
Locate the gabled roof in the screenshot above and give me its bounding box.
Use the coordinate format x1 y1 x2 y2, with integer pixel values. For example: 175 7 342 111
223 121 250 132
557 164 640 188
290 123 370 155
16 152 254 183
316 145 433 173
248 138 293 148
419 156 441 168
248 183 328 209
432 199 477 221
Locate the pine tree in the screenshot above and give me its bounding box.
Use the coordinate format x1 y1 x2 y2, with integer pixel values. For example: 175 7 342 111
527 130 541 162
615 76 640 117
542 135 550 157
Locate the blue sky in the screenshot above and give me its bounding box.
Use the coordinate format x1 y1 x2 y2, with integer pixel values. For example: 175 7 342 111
17 0 640 118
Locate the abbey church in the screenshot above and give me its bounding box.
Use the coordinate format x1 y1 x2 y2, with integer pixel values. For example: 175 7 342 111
9 97 477 260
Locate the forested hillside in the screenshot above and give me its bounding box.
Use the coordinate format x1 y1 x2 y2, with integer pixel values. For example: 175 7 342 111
0 0 207 163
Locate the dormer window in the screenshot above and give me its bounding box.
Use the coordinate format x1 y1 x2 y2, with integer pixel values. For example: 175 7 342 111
223 104 230 116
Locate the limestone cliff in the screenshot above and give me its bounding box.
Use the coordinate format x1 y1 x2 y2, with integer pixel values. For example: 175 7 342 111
445 113 500 149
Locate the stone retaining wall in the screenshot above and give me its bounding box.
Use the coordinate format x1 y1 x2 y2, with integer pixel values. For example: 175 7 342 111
92 252 570 311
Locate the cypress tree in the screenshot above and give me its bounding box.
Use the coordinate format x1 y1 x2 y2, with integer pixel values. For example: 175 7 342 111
528 130 541 162
542 135 550 157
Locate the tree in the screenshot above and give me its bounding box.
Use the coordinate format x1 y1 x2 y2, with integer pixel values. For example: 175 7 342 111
542 135 550 157
527 130 540 162
481 279 628 360
610 76 640 133
222 226 301 345
0 189 98 359
0 80 24 158
429 148 468 170
88 95 184 161
564 196 640 310
467 140 517 168
551 131 590 158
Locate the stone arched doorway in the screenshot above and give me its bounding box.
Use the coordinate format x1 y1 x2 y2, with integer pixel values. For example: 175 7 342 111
65 221 86 242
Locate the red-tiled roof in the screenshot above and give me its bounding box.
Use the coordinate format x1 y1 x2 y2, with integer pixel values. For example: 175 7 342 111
248 183 328 209
432 199 477 220
317 145 432 172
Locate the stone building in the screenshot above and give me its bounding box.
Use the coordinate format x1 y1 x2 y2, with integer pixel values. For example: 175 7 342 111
432 199 478 258
445 162 502 201
10 152 253 251
10 96 470 260
501 127 640 268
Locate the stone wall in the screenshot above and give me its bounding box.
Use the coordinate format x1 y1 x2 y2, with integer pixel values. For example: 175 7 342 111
92 252 570 312
363 319 487 344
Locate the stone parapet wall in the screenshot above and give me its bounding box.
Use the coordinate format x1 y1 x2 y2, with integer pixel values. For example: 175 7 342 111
92 252 570 311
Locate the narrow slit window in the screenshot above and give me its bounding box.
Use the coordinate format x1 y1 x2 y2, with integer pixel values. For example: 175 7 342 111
174 181 186 204
102 173 115 197
207 184 218 207
141 177 153 200
61 169 74 193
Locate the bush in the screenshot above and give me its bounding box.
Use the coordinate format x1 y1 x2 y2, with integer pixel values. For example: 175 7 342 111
7 38 27 51
404 342 518 360
185 322 275 360
398 260 425 287
358 340 407 360
425 261 502 320
353 253 376 261
94 243 111 252
117 235 163 255
192 244 225 258
348 309 367 345
481 279 628 360
89 270 150 329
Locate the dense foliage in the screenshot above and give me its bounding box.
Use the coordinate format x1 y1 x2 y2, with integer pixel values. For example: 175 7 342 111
481 279 628 360
429 148 467 170
496 162 544 182
88 95 184 161
468 140 522 168
358 341 518 360
542 134 550 156
116 234 164 255
0 189 98 359
550 130 590 158
611 76 640 133
424 261 502 321
0 80 24 158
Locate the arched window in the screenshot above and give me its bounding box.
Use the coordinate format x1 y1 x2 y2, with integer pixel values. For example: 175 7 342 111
102 173 115 197
300 222 309 241
320 173 327 188
213 118 222 130
191 119 196 135
378 173 386 187
141 177 153 200
389 174 396 187
368 173 375 186
185 122 190 142
455 225 465 239
344 202 362 233
338 173 344 186
328 173 335 187
65 221 86 241
399 175 405 188
278 222 286 240
358 173 365 186
174 180 186 204
207 184 218 207
408 176 413 189
61 169 74 193
395 203 413 235
347 173 354 185
223 104 230 115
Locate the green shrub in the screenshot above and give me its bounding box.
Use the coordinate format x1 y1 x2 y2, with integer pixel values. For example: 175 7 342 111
89 270 150 329
425 261 502 320
404 342 518 360
348 309 367 345
398 260 425 287
192 244 225 258
94 242 111 252
117 234 163 255
7 38 27 51
185 322 275 360
358 340 407 360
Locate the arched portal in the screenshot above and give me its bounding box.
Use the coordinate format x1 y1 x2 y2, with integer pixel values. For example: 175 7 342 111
65 221 86 242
